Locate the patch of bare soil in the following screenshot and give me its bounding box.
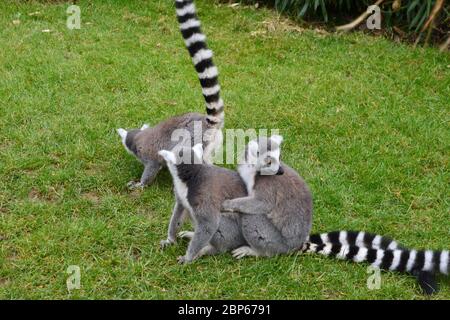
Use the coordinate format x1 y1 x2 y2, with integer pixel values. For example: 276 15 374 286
81 191 101 204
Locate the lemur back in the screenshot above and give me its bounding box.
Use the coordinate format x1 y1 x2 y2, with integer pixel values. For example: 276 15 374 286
117 0 224 189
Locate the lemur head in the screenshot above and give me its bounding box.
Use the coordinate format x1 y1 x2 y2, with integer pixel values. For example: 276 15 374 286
117 124 149 156
239 135 284 177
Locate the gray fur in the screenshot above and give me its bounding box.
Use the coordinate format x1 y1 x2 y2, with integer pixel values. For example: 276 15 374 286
159 140 312 263
223 164 313 256
218 135 313 257
168 161 247 263
119 113 222 189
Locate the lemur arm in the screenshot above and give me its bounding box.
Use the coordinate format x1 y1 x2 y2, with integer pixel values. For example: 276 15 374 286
140 160 161 186
221 196 272 215
127 160 161 190
160 200 188 248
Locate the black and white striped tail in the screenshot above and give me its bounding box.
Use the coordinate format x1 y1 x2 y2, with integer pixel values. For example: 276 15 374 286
175 0 224 126
308 230 402 250
302 242 449 276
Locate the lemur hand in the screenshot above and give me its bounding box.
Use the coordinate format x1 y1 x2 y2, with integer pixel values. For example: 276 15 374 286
127 181 144 191
160 238 175 250
221 199 235 212
177 255 191 265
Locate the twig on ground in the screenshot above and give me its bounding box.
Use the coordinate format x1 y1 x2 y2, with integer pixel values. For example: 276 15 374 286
413 0 445 48
413 33 423 48
424 23 434 47
421 0 444 33
439 34 450 52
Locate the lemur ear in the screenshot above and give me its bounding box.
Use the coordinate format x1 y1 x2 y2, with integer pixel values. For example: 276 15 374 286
192 143 204 163
248 140 259 158
117 128 127 139
158 150 176 164
270 134 283 147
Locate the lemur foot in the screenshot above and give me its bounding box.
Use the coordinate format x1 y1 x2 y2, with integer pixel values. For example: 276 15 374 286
232 246 259 259
127 181 144 191
160 238 175 250
177 255 191 265
178 231 194 240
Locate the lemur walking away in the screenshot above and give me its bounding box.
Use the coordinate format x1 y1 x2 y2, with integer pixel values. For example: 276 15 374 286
117 0 224 189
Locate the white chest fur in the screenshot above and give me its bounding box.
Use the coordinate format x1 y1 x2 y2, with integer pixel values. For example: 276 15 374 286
237 164 256 196
167 165 194 215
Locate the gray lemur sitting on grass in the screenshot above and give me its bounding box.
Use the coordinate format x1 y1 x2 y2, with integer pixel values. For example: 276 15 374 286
159 139 448 295
220 135 314 258
117 0 224 189
225 138 448 294
158 135 313 263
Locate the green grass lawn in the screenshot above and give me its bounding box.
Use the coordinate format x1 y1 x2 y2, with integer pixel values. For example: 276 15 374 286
0 0 449 299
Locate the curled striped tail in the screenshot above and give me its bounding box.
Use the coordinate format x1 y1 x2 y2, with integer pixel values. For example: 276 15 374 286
302 243 449 276
175 0 224 127
308 230 402 251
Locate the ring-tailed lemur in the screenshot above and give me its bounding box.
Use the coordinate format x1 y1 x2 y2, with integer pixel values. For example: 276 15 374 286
158 136 313 263
158 144 248 264
117 0 224 189
220 135 313 258
222 140 448 294
223 139 403 257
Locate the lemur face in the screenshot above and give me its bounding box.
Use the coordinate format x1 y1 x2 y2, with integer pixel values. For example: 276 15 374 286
116 124 149 156
245 135 284 176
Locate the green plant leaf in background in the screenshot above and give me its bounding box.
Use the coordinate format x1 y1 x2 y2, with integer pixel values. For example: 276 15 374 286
251 0 445 35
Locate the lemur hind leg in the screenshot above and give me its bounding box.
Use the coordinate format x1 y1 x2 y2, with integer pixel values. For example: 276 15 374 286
177 234 219 258
179 214 246 256
232 246 259 259
210 214 247 253
178 214 220 264
160 200 188 249
128 160 161 190
178 230 194 240
197 244 218 258
240 214 290 257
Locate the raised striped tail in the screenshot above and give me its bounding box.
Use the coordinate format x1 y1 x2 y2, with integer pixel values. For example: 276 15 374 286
308 230 402 251
302 243 449 276
175 0 224 127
